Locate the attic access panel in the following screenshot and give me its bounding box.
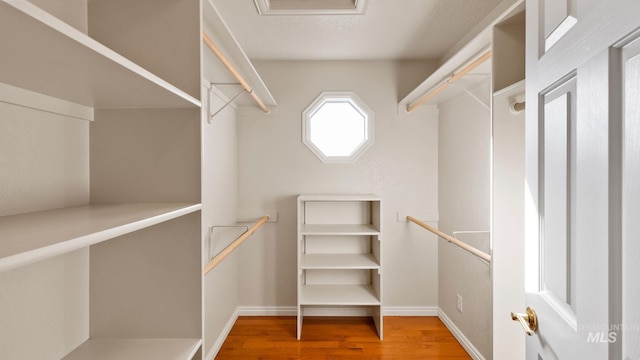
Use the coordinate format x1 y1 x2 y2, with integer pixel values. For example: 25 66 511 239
254 0 367 15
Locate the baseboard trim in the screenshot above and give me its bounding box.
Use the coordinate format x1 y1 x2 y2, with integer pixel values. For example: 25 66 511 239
437 308 486 360
384 306 439 316
235 305 439 317
237 306 297 316
205 308 239 360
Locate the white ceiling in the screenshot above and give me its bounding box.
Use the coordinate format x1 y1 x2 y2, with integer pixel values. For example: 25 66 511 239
211 0 504 61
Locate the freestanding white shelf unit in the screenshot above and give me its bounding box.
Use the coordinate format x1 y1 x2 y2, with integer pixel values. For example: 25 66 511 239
296 194 383 339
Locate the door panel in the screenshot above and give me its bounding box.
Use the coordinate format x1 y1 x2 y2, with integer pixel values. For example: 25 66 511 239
525 0 640 359
622 35 640 360
527 53 611 359
541 77 577 328
543 0 577 52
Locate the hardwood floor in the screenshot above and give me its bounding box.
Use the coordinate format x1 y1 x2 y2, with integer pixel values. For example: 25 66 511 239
215 316 472 359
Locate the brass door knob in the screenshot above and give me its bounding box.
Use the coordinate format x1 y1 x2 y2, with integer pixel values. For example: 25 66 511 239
511 307 538 336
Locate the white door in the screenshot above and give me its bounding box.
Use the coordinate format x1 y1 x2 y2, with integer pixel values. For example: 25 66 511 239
524 0 640 359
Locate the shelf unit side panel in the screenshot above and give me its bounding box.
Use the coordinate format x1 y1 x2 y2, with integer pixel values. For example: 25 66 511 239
90 212 202 338
370 201 381 232
372 269 382 298
371 235 381 264
297 198 305 299
372 306 383 339
88 0 201 99
90 109 201 203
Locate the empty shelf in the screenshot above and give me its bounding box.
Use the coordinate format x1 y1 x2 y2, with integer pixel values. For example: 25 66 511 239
63 338 201 360
0 203 201 273
301 224 380 235
300 284 380 305
301 254 380 269
0 1 200 109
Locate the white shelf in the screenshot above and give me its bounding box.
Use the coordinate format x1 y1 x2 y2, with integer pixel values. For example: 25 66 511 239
301 254 380 269
298 194 380 202
63 338 202 360
300 284 380 305
203 0 277 107
301 224 380 235
0 203 201 273
398 0 525 109
297 194 383 339
0 1 200 109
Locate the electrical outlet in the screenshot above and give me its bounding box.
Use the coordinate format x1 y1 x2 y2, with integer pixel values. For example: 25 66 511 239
456 294 463 313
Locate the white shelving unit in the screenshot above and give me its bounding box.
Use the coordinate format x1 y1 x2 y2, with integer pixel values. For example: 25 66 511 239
0 1 200 109
0 203 201 273
297 194 383 339
0 0 203 358
62 339 203 360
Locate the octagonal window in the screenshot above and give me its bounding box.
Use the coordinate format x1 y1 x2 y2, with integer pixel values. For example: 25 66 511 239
302 91 374 163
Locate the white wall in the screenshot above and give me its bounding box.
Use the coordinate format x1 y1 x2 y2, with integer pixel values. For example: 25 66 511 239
492 82 525 359
202 87 240 357
438 81 492 359
235 60 441 312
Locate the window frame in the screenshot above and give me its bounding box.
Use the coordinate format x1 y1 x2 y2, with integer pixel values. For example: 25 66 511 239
301 91 374 163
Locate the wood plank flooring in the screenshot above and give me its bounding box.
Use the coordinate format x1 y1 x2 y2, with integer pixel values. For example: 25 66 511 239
215 316 472 359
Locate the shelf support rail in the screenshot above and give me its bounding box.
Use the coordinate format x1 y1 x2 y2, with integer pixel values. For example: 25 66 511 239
448 80 491 111
406 215 491 263
207 85 247 122
406 50 492 113
202 31 270 114
203 215 270 275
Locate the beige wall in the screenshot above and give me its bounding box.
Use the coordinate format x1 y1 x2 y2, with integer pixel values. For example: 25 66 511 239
235 60 441 311
438 81 492 359
0 96 90 359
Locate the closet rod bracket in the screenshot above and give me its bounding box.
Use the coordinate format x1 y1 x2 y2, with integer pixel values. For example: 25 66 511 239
208 84 247 122
448 81 491 111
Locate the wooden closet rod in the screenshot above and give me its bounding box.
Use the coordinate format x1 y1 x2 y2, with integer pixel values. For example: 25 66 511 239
203 215 270 275
202 32 270 114
407 50 492 113
407 215 492 262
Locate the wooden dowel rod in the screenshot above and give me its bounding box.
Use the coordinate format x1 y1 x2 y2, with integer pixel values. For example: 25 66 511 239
407 50 492 113
448 50 492 83
203 215 270 275
512 101 525 112
202 32 270 114
407 215 491 263
406 82 448 113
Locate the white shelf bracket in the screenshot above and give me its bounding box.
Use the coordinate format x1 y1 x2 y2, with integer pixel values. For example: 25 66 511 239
207 82 247 123
448 80 491 111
